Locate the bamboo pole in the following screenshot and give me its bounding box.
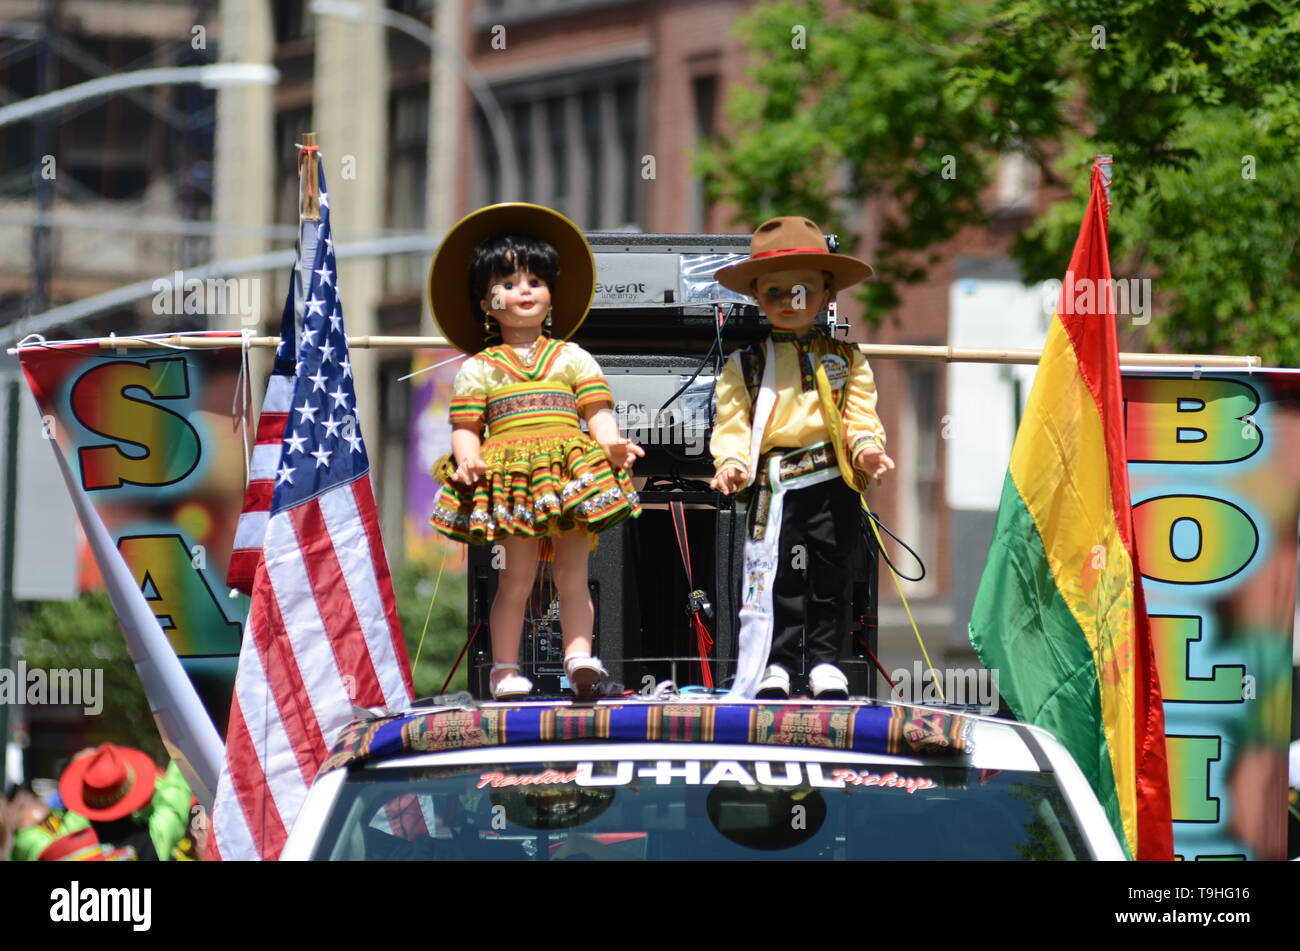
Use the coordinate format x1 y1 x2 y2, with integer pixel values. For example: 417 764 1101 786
23 335 1260 368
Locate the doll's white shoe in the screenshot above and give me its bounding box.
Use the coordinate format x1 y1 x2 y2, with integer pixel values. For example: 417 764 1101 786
490 664 533 701
809 663 849 700
756 664 791 699
564 654 606 702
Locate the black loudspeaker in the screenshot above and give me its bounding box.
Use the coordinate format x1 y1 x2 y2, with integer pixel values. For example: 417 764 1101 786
464 501 880 699
466 522 637 698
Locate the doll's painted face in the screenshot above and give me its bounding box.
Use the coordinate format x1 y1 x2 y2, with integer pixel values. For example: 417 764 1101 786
481 259 552 335
751 268 832 333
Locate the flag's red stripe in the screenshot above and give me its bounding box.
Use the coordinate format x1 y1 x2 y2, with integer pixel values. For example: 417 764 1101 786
351 478 415 698
226 550 260 593
1056 167 1133 552
287 500 386 707
1132 576 1174 859
238 479 275 515
255 410 290 444
224 695 288 860
249 562 328 776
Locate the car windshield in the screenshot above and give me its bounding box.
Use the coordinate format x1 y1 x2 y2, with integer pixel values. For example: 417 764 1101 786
311 756 1092 860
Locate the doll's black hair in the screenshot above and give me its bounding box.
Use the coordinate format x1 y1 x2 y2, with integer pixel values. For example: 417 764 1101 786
469 233 561 309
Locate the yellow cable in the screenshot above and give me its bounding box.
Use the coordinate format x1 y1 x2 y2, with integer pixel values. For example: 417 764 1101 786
413 549 448 671
860 495 945 701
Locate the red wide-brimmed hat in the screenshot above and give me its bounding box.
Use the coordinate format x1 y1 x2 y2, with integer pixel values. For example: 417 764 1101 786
714 216 872 295
59 744 158 822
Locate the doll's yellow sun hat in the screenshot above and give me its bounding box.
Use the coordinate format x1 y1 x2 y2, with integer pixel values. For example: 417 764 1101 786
428 202 596 355
714 216 872 295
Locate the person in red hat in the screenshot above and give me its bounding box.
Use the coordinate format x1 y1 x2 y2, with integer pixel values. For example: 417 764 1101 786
710 216 895 700
50 743 192 861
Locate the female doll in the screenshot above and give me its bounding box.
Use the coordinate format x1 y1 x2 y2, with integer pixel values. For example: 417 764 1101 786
429 203 643 700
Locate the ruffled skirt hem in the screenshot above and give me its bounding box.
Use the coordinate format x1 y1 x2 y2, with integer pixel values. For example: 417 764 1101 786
429 425 640 544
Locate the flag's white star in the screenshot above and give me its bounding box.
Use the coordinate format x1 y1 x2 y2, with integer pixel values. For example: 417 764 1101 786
340 356 352 379
295 401 319 424
308 369 328 393
328 386 349 409
314 264 333 288
324 235 334 255
283 430 308 455
344 431 364 454
319 191 329 209
305 295 326 318
318 341 335 364
295 359 304 376
300 327 317 347
311 446 333 468
328 310 342 332
321 414 342 438
276 462 295 485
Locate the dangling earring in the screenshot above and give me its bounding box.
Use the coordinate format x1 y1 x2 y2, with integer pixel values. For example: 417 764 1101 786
483 311 491 334
543 308 554 335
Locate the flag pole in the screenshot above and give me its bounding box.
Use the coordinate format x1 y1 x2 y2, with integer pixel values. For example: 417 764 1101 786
300 132 321 221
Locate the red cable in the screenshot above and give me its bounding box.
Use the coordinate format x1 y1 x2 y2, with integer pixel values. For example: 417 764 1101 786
670 501 714 687
440 619 485 695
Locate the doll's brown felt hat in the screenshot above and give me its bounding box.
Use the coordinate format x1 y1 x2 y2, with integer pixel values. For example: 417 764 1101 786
428 202 596 355
714 216 872 295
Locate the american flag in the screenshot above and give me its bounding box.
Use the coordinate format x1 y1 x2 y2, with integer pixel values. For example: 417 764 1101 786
209 161 415 860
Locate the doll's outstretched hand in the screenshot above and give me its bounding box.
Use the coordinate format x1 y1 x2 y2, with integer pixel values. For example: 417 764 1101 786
854 446 895 482
600 437 645 471
452 456 488 486
710 465 747 496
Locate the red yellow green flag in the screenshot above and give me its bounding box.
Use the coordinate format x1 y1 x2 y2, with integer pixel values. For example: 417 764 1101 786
969 158 1173 860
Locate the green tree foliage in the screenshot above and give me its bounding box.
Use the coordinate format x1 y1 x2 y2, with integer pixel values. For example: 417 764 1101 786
392 556 472 697
699 0 1300 363
16 593 165 760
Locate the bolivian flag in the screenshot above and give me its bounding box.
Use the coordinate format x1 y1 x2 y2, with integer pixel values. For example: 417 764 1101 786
969 158 1173 860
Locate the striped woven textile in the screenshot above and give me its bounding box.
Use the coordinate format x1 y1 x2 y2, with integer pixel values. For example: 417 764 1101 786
319 703 970 775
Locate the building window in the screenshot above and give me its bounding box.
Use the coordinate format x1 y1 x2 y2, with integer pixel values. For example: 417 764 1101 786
274 109 314 227
386 88 430 291
474 0 642 27
995 151 1038 214
472 61 645 230
690 74 717 232
274 1 314 44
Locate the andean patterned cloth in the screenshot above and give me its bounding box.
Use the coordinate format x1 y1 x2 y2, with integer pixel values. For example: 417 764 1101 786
319 703 971 774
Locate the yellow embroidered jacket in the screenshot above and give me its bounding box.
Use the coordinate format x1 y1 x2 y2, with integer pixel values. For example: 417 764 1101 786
710 329 886 480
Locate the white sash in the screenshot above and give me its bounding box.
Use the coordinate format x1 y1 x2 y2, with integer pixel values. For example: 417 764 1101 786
728 454 839 698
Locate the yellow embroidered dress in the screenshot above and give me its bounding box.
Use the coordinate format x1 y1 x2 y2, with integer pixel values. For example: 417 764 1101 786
430 337 640 543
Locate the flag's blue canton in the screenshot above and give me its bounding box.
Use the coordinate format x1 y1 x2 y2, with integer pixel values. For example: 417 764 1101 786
270 164 368 514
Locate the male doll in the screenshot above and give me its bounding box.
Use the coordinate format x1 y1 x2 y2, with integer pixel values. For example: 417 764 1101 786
710 216 894 698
